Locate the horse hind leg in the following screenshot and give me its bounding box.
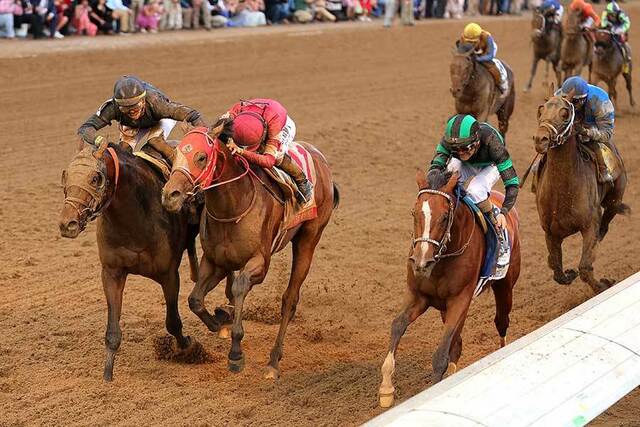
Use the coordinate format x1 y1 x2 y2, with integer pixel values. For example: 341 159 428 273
545 234 578 285
491 279 513 347
623 71 635 107
102 267 126 382
265 226 323 380
432 291 472 384
379 293 428 408
579 227 614 293
524 55 541 92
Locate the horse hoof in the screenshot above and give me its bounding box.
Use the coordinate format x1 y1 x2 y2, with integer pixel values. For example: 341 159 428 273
264 366 280 380
228 355 245 373
218 326 231 340
446 362 457 376
214 305 234 324
593 278 615 293
500 336 507 348
379 392 395 408
103 370 113 382
554 269 578 285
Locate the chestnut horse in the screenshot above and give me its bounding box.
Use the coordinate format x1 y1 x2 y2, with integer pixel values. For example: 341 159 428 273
378 169 521 408
560 8 592 80
161 129 339 379
592 29 635 107
525 8 562 92
533 85 628 293
450 42 516 135
59 140 202 381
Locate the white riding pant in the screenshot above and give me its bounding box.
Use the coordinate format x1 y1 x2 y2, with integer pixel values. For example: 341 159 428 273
273 115 296 162
120 118 177 149
493 59 509 93
447 158 500 204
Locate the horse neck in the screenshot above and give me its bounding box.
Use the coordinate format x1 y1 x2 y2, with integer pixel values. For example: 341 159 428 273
103 154 160 231
448 195 477 252
204 146 256 219
545 134 584 184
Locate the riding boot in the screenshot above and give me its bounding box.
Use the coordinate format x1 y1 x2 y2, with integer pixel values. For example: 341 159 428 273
147 136 176 166
477 199 509 266
588 140 614 183
279 153 313 204
483 62 505 93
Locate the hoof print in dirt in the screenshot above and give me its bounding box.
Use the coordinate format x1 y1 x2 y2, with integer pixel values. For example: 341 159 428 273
153 335 213 364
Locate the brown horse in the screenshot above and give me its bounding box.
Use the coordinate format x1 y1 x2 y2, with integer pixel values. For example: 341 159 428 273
378 169 521 408
533 85 628 293
161 130 339 379
450 42 515 135
525 8 562 92
560 8 593 80
592 29 635 107
59 141 201 381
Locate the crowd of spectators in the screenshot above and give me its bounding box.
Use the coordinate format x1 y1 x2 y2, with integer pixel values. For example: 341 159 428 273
0 0 605 39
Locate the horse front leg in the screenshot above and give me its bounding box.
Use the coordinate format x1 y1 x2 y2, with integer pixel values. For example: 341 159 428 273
545 233 578 285
379 291 428 408
160 270 192 351
102 267 126 382
607 78 618 108
579 226 614 293
228 256 267 373
188 256 228 333
524 55 541 92
432 290 472 383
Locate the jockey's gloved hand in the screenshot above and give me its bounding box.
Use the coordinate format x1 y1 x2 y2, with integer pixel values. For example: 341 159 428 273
94 135 106 146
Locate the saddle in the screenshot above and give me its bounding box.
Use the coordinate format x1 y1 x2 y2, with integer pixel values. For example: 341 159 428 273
129 138 176 180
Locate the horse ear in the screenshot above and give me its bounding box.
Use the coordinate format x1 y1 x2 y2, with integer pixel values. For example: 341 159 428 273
546 82 555 100
93 136 108 159
416 168 428 190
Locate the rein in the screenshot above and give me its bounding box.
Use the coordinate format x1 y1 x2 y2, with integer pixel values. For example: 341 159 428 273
412 188 475 262
62 147 120 226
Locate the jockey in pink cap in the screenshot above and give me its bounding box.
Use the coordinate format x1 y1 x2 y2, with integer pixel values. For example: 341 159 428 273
216 99 313 204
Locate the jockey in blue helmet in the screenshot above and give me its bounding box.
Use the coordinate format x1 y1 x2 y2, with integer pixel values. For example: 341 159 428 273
540 0 563 25
556 76 616 181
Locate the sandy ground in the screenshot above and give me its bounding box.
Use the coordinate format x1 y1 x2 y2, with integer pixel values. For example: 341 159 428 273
1 7 639 426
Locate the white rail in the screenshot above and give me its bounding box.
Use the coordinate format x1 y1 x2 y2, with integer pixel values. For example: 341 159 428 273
366 271 640 427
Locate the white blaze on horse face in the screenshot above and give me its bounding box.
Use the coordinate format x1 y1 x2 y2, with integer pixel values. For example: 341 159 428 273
420 200 432 253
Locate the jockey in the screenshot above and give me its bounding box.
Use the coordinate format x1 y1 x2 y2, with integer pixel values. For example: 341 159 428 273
556 76 616 182
216 98 313 205
78 76 206 164
539 0 563 25
429 114 519 239
569 0 600 31
601 1 631 68
460 23 509 96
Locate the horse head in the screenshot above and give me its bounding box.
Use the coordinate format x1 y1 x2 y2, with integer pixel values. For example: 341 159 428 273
161 127 220 213
534 83 576 154
563 8 583 35
410 168 458 278
59 138 115 238
531 9 547 40
450 43 476 97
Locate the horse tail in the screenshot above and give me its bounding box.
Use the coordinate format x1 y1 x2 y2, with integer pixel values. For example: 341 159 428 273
332 183 340 210
616 202 631 216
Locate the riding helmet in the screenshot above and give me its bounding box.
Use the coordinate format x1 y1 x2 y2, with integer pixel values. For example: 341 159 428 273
444 114 480 148
113 76 147 107
462 23 483 43
231 112 268 148
560 76 589 100
605 2 620 19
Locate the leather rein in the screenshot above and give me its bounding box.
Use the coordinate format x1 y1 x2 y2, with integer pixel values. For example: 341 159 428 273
412 188 475 262
62 147 120 228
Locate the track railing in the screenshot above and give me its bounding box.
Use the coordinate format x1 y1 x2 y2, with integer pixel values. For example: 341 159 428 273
366 271 640 427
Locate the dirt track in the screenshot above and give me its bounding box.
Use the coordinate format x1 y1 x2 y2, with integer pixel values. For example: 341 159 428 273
1 8 640 426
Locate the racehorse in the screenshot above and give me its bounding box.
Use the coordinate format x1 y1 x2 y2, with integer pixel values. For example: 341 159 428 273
533 84 628 293
592 29 635 107
161 127 339 379
560 8 593 80
450 42 516 136
59 140 202 381
525 7 562 92
378 169 521 408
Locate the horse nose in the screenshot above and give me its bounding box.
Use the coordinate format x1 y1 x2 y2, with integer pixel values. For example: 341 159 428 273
161 189 184 212
415 258 435 273
59 220 80 238
534 135 549 154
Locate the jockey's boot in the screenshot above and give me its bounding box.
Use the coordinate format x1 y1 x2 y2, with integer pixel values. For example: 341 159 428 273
593 142 614 183
484 62 504 93
148 136 176 166
477 199 509 266
279 153 313 204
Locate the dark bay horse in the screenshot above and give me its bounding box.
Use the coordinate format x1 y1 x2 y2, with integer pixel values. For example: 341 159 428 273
450 43 515 135
525 8 562 92
59 141 200 381
560 8 592 80
378 169 521 408
533 85 628 293
592 29 635 107
161 129 339 379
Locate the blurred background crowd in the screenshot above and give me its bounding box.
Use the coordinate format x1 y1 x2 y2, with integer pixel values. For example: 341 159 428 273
0 0 609 39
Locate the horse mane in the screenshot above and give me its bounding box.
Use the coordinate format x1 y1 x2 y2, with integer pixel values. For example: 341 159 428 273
427 169 453 190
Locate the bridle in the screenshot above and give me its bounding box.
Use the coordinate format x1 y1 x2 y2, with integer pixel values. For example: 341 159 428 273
538 97 576 149
412 188 474 262
62 147 120 229
170 129 257 224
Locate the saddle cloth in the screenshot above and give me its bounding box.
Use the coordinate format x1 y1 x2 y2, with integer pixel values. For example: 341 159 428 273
267 141 319 253
459 189 512 298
